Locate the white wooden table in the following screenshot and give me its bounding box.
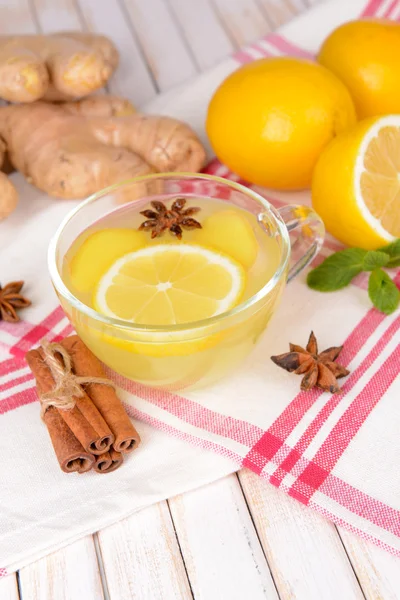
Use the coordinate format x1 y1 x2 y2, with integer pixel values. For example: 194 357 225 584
2 0 400 598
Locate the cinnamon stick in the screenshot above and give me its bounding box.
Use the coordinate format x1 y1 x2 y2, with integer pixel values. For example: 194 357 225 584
94 448 123 473
26 346 114 455
56 391 114 455
25 349 94 473
61 336 141 454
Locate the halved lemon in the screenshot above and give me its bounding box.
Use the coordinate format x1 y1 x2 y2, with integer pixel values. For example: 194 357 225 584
312 115 400 249
95 244 246 325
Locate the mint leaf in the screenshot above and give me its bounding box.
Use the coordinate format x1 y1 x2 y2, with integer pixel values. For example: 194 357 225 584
379 239 400 268
362 250 390 271
368 269 400 315
307 248 367 291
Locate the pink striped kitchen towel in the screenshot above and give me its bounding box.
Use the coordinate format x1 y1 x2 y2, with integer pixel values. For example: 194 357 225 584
0 0 399 577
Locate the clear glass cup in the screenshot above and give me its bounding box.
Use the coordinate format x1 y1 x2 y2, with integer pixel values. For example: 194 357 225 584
49 173 324 391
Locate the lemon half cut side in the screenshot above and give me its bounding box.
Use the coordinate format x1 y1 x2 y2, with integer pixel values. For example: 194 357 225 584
312 115 400 249
356 116 400 241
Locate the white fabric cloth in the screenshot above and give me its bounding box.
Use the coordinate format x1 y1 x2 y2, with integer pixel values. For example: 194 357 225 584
1 0 399 576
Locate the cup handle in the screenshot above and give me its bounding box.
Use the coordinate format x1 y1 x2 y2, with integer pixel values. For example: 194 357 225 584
277 205 325 282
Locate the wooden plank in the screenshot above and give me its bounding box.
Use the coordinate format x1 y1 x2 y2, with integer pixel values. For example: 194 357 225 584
168 0 235 70
77 0 157 105
97 502 192 600
30 0 83 31
121 0 198 91
18 536 104 600
255 0 301 28
238 470 365 600
0 0 37 34
0 575 20 600
339 527 400 600
211 0 272 47
168 474 279 600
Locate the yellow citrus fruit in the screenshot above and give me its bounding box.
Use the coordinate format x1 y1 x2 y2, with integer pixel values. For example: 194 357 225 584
69 228 146 293
95 243 245 324
193 209 258 268
206 57 356 190
312 115 400 250
318 19 400 119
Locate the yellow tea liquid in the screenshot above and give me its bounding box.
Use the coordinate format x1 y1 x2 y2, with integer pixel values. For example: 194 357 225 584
61 197 285 390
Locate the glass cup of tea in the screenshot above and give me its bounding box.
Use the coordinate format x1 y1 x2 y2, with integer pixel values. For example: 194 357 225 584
49 173 324 391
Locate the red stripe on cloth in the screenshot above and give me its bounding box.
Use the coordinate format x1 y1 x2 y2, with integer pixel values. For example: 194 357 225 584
114 375 264 447
251 42 272 57
201 157 224 175
308 500 400 559
321 473 400 536
124 403 243 464
233 49 254 64
265 33 314 59
223 171 251 188
0 357 25 377
127 394 400 553
0 372 34 394
252 430 400 540
270 314 400 486
257 441 400 548
352 272 370 291
52 322 74 342
0 386 37 415
129 398 400 553
0 341 11 354
361 0 385 16
243 306 388 473
383 0 399 17
290 343 400 502
0 318 34 338
1 350 398 551
285 467 400 538
9 306 66 359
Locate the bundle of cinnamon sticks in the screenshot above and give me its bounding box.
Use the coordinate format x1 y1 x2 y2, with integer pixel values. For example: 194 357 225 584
26 335 140 474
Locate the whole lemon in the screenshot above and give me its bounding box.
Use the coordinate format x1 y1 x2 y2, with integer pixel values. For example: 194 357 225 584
206 57 356 190
318 19 400 119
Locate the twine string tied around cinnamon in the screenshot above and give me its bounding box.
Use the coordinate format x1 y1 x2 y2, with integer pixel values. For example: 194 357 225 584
39 339 115 418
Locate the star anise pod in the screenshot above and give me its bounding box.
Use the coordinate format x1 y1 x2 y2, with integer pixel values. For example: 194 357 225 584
139 197 202 240
271 331 350 394
0 281 31 323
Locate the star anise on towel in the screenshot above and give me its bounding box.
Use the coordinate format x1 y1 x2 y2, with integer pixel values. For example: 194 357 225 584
0 281 31 323
271 331 350 394
139 197 202 240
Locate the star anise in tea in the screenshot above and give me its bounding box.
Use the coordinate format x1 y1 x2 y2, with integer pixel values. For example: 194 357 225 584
0 281 31 323
271 331 349 394
139 197 202 240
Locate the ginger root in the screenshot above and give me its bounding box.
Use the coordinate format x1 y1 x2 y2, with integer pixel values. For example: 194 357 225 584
0 95 206 199
0 32 118 103
0 137 18 221
63 94 136 118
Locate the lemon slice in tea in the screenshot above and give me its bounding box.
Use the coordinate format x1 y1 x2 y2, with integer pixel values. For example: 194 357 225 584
95 244 246 325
